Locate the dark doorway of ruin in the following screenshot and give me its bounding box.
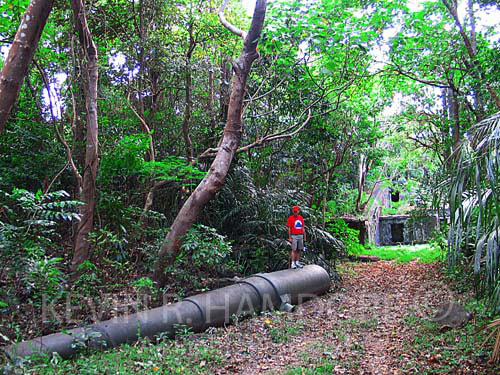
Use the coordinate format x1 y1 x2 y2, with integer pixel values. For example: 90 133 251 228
345 220 367 245
391 223 404 243
391 190 400 202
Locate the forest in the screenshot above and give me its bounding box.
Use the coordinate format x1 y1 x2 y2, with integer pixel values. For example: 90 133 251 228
1 0 500 373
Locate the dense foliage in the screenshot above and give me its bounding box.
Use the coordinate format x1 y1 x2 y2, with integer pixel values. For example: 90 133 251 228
446 112 500 309
1 0 500 363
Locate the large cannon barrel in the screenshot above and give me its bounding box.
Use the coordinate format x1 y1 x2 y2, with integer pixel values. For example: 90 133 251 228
4 265 330 359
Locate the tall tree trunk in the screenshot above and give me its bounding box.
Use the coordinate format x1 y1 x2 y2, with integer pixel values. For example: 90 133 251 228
356 154 369 212
182 24 195 164
448 87 460 152
70 0 99 274
467 0 483 118
0 0 55 134
135 0 155 162
442 0 500 110
208 62 217 140
219 54 232 125
468 0 476 55
321 160 330 229
153 0 268 286
25 75 44 119
441 88 452 165
307 169 315 209
70 35 86 194
128 0 159 219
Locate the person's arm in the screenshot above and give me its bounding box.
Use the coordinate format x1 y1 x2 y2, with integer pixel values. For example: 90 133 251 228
288 226 292 242
303 219 306 242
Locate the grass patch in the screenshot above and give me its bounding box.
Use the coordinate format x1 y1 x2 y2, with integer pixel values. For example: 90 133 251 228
354 244 444 263
340 317 379 331
285 358 338 374
267 315 303 343
336 262 358 277
4 333 222 375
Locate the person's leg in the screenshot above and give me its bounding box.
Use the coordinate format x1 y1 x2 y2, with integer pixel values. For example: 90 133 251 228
294 250 303 267
295 235 304 267
290 236 298 268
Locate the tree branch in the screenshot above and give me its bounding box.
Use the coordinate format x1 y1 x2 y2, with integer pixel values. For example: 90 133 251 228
198 69 354 160
127 91 156 161
33 59 82 189
243 54 304 104
442 0 500 109
218 0 246 39
199 108 312 159
389 63 450 89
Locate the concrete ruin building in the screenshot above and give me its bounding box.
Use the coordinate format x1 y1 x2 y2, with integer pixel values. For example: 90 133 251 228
342 183 441 246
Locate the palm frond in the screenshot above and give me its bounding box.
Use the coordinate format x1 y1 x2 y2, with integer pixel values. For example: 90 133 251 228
447 112 500 310
204 165 344 275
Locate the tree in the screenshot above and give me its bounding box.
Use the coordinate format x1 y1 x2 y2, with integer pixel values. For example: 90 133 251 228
153 0 268 286
0 0 55 134
441 0 500 110
69 0 100 274
386 0 500 172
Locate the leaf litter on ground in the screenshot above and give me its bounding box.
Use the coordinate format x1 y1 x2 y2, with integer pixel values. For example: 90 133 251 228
203 261 500 375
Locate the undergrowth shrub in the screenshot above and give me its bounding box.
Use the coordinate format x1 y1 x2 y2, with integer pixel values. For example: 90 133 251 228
325 187 358 216
99 134 204 190
0 188 80 305
73 260 102 296
92 198 167 277
164 224 238 292
179 224 234 273
89 226 129 263
428 229 446 253
327 218 363 255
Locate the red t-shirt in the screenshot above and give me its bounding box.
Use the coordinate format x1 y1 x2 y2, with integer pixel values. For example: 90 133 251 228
287 215 305 235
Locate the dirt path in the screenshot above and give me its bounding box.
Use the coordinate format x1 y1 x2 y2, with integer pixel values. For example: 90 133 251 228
211 261 457 375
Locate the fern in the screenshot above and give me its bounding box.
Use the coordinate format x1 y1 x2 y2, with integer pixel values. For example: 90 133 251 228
0 188 82 301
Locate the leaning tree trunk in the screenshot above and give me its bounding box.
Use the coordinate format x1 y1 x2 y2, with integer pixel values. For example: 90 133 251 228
0 0 55 134
70 0 99 274
153 0 268 286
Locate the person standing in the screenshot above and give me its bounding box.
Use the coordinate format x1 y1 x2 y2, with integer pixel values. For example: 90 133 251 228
286 205 306 269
